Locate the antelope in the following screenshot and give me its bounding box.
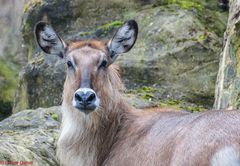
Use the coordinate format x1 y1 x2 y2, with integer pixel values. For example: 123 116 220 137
35 20 240 166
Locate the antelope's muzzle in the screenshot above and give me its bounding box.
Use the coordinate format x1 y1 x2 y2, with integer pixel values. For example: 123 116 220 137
72 88 100 113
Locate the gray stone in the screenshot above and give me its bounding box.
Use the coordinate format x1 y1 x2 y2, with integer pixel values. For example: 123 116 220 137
0 106 61 165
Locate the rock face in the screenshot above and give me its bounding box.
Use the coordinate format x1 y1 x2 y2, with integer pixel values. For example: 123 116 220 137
118 4 225 107
13 54 65 113
0 0 27 120
14 0 228 112
0 106 61 165
214 0 240 109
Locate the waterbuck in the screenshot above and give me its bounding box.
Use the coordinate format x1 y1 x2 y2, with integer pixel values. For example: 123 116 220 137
35 20 240 166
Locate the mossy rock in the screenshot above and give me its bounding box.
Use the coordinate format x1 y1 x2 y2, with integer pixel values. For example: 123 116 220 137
0 106 61 165
13 54 65 113
117 3 227 108
21 0 138 60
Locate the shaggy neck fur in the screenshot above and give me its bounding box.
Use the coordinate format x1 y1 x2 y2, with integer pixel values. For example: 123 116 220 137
57 65 132 166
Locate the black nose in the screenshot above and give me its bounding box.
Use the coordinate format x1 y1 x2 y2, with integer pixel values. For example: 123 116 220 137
74 91 96 108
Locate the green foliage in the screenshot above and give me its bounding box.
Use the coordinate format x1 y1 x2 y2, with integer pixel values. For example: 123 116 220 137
0 57 19 119
0 58 18 103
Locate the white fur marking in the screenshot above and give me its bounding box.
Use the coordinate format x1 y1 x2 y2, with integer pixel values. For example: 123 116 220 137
211 147 240 166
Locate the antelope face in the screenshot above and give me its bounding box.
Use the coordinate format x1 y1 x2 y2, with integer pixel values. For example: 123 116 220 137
34 20 138 114
65 43 106 113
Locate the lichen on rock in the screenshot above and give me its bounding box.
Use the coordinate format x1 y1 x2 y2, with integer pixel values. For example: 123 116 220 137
0 106 61 165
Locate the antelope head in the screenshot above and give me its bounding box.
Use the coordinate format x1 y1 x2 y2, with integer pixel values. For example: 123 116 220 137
34 20 138 114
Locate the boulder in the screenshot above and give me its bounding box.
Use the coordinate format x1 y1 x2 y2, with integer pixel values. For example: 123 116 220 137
13 54 65 113
119 4 226 108
0 106 61 165
14 0 228 113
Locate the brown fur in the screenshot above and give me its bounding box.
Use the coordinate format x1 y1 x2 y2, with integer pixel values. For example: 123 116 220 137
67 40 107 53
57 40 240 166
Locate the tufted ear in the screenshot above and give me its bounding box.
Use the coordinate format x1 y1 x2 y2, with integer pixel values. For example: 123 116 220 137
34 21 66 58
107 20 138 63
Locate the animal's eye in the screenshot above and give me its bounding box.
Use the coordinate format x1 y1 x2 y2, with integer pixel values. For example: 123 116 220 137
67 60 73 68
99 59 107 69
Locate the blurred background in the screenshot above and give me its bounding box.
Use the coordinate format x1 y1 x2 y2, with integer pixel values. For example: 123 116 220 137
1 0 237 164
0 0 229 119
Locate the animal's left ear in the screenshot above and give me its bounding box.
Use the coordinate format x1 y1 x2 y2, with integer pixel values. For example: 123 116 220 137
107 20 138 63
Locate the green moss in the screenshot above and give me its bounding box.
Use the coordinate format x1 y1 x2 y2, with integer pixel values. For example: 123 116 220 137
50 112 59 121
176 33 208 44
159 98 182 110
154 0 203 11
196 10 228 38
153 0 228 38
51 114 58 121
78 31 94 37
77 20 124 38
142 93 154 100
135 86 158 101
137 86 158 93
0 58 18 103
182 105 206 112
198 33 208 41
0 57 18 118
97 21 124 32
159 98 207 112
171 0 203 11
23 0 43 13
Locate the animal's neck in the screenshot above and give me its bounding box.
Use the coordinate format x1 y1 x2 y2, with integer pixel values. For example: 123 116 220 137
58 97 131 166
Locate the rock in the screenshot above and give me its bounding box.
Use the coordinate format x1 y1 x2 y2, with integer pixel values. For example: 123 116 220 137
119 4 226 109
21 0 138 59
214 0 240 109
15 0 228 112
0 0 27 64
0 0 26 120
13 54 65 113
0 106 61 165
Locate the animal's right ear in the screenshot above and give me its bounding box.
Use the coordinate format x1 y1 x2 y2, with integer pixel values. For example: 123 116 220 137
107 20 138 63
34 21 66 58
